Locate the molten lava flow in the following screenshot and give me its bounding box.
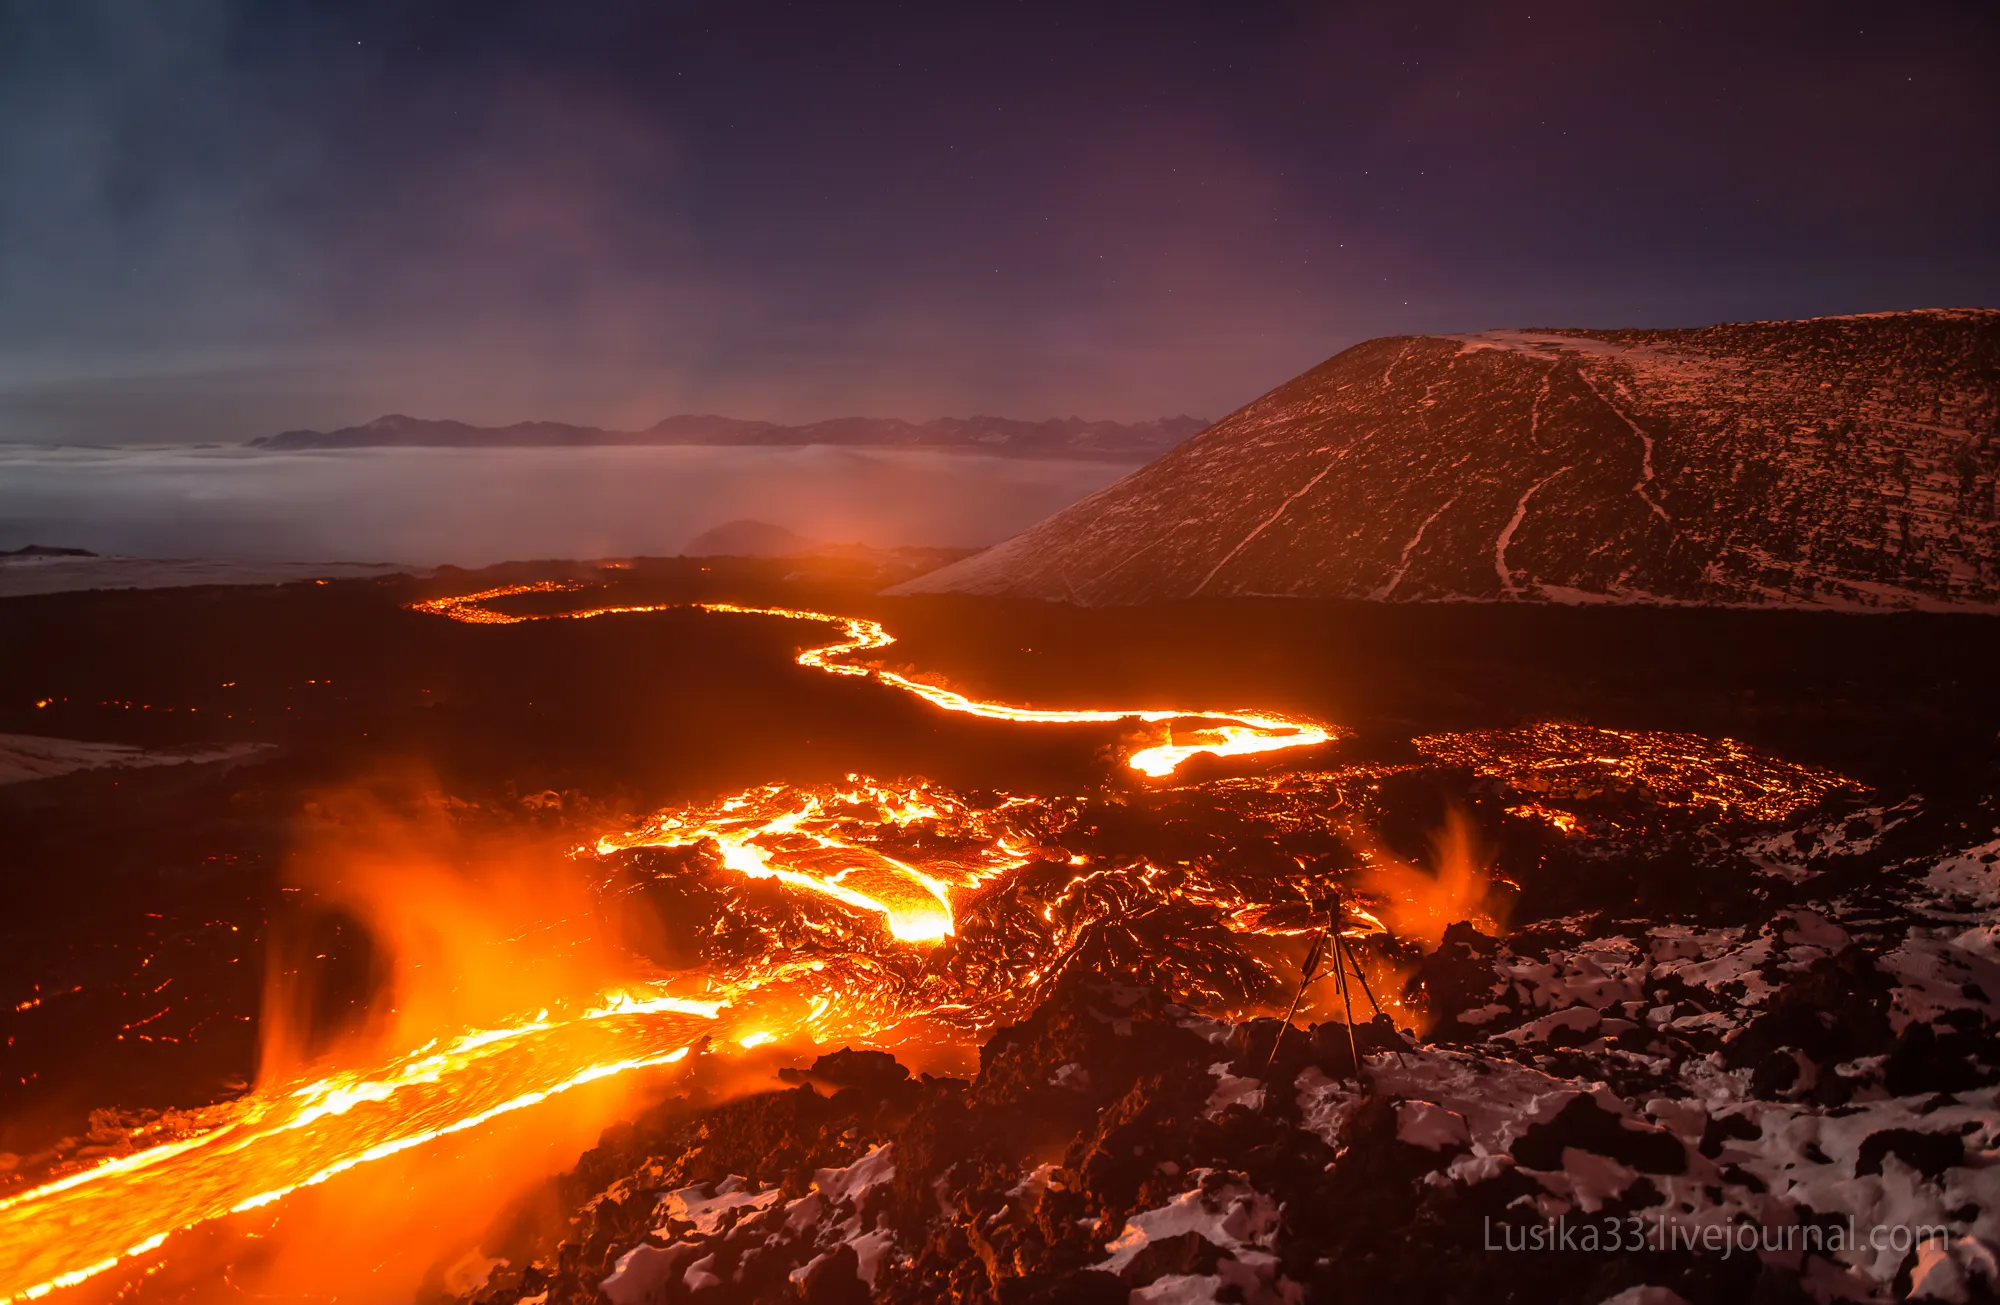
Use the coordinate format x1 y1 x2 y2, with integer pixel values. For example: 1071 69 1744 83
0 585 1869 1300
711 600 1335 777
596 779 1033 944
0 996 717 1302
1416 722 1851 822
405 581 660 625
1507 802 1582 835
415 587 1337 778
0 588 1339 1300
588 773 1400 1044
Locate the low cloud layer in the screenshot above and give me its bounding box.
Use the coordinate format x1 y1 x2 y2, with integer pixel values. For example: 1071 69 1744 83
0 445 1134 564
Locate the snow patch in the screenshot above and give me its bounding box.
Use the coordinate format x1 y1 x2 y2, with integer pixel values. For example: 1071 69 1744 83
1097 1173 1282 1274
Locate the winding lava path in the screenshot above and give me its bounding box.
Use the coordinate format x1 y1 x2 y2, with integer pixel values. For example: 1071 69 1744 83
411 585 1337 778
0 585 1336 1301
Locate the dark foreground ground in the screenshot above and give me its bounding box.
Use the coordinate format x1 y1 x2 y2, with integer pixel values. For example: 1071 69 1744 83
3 559 1999 1303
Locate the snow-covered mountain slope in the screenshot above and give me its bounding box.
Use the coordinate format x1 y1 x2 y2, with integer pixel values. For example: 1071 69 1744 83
892 310 2000 608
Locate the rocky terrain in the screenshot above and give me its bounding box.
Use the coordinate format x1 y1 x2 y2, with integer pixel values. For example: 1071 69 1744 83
895 310 2000 609
252 414 1206 460
437 765 2000 1305
4 567 1997 1303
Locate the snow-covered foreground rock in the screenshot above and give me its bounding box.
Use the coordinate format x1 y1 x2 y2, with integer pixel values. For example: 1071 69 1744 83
438 778 2000 1305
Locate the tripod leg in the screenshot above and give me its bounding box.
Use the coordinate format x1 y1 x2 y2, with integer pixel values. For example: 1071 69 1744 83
1330 933 1362 1082
1265 927 1325 1071
1342 938 1409 1070
1346 944 1385 1018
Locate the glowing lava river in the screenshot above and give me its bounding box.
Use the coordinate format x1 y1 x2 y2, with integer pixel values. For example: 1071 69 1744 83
0 583 1849 1300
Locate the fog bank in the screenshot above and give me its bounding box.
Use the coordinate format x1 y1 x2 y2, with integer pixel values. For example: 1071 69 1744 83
0 445 1134 566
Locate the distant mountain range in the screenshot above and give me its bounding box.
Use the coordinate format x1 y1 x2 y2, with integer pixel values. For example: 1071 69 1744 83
894 309 2000 610
250 413 1207 459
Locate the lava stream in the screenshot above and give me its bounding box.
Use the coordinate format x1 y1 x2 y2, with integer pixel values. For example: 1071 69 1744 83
0 585 1858 1300
415 585 1338 778
0 995 722 1302
0 589 1334 1299
593 779 1032 944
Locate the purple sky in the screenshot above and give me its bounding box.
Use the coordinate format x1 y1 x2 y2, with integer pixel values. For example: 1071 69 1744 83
0 0 1994 442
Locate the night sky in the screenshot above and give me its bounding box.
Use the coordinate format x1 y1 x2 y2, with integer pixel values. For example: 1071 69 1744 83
1 0 1995 441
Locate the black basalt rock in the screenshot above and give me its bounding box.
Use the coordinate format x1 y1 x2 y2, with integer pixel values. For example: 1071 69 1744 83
1511 1095 1688 1175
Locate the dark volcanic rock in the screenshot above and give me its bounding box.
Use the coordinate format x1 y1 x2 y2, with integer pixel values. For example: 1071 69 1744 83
1721 946 1894 1078
779 1048 913 1092
1510 1095 1688 1175
1404 920 1504 1030
444 783 2000 1305
894 309 2000 609
1853 1127 1963 1180
799 1244 872 1305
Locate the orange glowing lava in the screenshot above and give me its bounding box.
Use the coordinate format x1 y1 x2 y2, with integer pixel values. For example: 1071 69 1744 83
0 587 1338 1301
595 778 1035 943
0 997 715 1301
0 586 1856 1300
1507 802 1582 835
1417 722 1849 822
411 585 1338 779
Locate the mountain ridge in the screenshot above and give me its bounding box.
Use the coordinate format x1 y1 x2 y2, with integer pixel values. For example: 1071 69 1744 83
250 412 1207 459
892 308 2000 610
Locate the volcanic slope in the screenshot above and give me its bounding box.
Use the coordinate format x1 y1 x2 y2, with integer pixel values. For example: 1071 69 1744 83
893 309 2000 609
